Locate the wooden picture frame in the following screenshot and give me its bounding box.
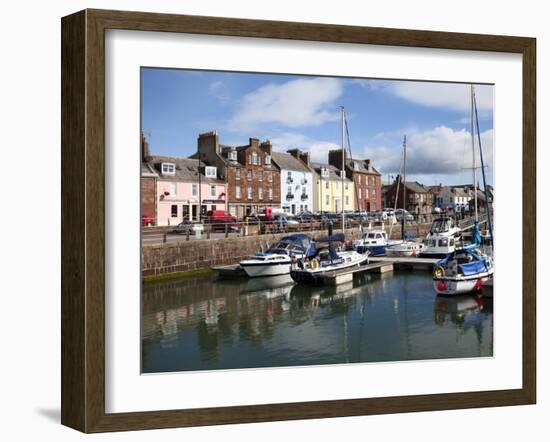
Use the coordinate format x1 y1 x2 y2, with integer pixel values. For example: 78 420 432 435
61 9 536 433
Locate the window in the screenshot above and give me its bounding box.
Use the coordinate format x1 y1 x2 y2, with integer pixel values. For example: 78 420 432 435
182 205 189 219
268 187 273 200
235 168 241 180
247 187 252 200
345 195 349 205
366 188 369 198
210 185 216 197
258 170 263 181
247 169 253 181
170 182 177 196
287 186 292 196
325 195 330 205
252 152 258 165
171 205 177 217
210 205 217 211
321 168 329 178
248 154 252 164
229 151 237 161
258 188 263 200
325 180 329 190
268 171 273 182
345 182 349 190
358 188 362 199
236 186 241 199
264 154 271 165
191 184 197 197
161 163 175 175
205 166 217 178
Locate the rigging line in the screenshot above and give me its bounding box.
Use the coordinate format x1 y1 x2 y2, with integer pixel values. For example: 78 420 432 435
344 115 362 212
389 139 405 239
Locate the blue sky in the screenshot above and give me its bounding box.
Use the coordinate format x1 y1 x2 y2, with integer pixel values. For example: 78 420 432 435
141 68 494 186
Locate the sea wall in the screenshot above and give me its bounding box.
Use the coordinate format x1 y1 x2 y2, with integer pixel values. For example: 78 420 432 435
141 223 434 277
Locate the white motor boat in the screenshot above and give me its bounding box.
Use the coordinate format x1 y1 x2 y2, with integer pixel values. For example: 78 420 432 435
386 240 425 257
419 217 462 259
239 234 313 278
290 234 369 283
432 246 494 295
353 230 402 256
240 253 293 277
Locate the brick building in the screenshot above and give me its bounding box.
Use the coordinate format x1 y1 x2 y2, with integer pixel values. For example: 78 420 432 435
385 175 434 215
328 150 382 211
141 133 158 225
196 131 281 218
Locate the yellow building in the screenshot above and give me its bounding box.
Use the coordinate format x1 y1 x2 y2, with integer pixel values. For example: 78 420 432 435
312 164 355 213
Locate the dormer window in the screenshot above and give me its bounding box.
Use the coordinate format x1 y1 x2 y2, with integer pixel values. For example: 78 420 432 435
205 166 217 178
251 152 258 165
353 161 359 171
321 168 329 178
161 162 175 176
264 154 271 165
229 151 237 161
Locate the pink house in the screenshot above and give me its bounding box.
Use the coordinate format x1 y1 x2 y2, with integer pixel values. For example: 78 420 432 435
148 156 227 226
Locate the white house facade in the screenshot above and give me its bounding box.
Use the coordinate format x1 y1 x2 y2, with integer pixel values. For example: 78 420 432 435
271 151 313 214
438 186 471 211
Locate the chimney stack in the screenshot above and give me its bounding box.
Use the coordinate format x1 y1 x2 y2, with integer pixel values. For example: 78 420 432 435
260 139 272 155
198 130 220 160
141 132 150 162
328 149 346 170
287 148 310 167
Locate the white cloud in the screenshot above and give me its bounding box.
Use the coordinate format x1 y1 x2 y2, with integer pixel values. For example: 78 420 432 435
386 81 493 112
228 78 343 131
365 126 494 178
270 132 338 163
208 81 230 102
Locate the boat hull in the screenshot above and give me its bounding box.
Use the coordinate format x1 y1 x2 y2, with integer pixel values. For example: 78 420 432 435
290 254 369 284
433 271 493 296
240 261 291 277
356 244 386 256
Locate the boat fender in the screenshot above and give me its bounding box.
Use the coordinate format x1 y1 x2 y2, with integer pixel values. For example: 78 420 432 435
310 258 319 270
433 265 445 279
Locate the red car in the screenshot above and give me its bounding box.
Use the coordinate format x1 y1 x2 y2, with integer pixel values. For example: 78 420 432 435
141 214 154 227
203 210 239 232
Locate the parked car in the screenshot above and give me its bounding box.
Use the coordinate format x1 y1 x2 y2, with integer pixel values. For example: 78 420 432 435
244 214 261 225
141 214 154 227
203 210 239 232
172 220 204 235
394 208 414 222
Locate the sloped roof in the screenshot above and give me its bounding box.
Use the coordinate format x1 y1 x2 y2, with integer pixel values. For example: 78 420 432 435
310 162 352 182
271 151 311 173
141 161 158 177
147 155 224 184
404 181 431 193
346 158 381 176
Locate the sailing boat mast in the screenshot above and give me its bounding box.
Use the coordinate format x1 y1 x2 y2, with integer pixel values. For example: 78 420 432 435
401 135 407 240
341 106 345 234
471 84 478 221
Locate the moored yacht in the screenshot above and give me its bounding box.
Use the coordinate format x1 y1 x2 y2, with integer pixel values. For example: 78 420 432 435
419 217 462 259
240 234 313 277
432 246 494 295
290 234 369 284
353 230 402 256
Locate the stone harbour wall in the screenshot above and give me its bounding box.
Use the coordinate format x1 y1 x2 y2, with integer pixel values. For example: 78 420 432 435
141 223 434 277
142 228 363 277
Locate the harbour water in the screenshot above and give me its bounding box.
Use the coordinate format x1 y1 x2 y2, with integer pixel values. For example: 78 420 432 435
142 271 493 373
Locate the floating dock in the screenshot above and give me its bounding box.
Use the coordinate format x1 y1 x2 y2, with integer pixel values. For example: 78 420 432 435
213 256 439 281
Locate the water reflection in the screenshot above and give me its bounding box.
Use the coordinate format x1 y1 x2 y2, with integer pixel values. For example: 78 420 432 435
142 272 493 373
